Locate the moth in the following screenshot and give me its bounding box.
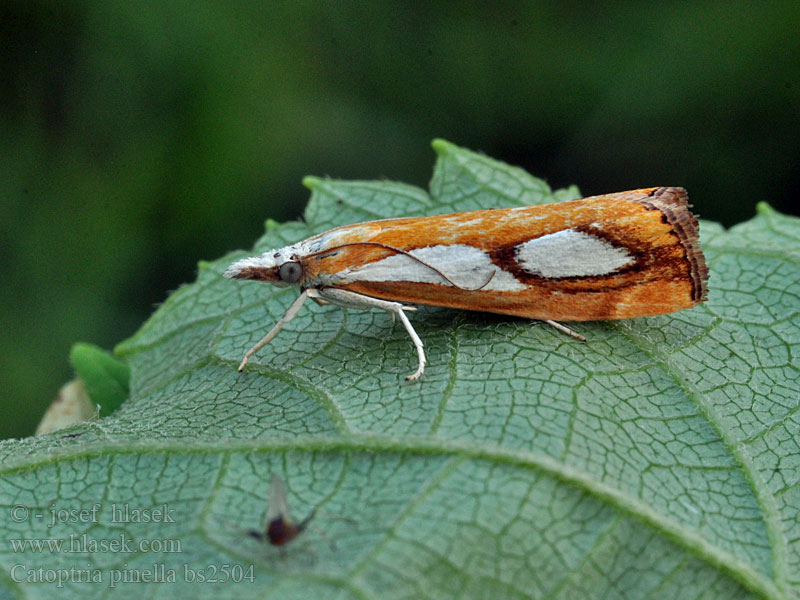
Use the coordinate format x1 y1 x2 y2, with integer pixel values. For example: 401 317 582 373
225 187 708 380
248 473 316 546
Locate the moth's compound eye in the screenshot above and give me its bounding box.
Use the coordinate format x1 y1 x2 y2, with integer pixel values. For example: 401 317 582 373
278 261 303 283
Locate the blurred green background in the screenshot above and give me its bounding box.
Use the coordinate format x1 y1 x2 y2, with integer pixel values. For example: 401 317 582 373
2 2 798 440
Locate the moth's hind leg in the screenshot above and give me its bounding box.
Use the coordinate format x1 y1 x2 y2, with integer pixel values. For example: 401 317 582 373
543 319 587 342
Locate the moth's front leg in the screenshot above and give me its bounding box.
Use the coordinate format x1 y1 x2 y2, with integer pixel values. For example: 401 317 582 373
237 289 312 372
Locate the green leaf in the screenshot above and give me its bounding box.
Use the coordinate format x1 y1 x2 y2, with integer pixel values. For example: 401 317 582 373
69 343 130 416
1 140 798 599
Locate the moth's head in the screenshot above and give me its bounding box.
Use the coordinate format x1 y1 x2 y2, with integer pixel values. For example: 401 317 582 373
223 249 305 288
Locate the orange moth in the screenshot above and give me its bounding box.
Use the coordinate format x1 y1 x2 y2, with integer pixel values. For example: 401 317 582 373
225 187 708 380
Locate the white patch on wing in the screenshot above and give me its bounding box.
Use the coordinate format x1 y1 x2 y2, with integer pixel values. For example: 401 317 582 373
516 229 633 278
333 244 526 292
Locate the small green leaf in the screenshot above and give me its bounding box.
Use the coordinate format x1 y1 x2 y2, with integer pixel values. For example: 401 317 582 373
1 141 798 599
69 342 130 415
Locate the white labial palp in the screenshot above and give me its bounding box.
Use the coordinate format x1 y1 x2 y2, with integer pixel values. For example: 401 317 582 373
237 287 426 381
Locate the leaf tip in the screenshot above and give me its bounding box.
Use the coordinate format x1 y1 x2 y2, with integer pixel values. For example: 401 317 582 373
113 338 133 357
755 201 776 216
553 184 582 203
431 138 457 156
302 175 324 191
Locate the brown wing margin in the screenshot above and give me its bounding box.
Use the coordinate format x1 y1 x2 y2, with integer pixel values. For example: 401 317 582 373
636 187 709 303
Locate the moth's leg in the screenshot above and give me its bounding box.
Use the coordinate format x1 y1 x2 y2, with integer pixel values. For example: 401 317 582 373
315 287 425 381
389 304 416 324
543 319 587 342
237 289 311 371
394 307 426 381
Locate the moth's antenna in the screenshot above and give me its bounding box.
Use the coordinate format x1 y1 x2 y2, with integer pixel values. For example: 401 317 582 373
310 241 495 292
